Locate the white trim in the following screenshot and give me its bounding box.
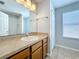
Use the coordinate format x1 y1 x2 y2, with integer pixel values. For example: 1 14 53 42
56 44 79 52
47 52 52 57
63 37 79 40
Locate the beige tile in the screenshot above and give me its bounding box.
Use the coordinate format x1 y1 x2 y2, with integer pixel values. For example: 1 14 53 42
46 47 79 59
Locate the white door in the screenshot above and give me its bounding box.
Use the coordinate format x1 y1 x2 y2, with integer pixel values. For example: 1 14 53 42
0 11 8 36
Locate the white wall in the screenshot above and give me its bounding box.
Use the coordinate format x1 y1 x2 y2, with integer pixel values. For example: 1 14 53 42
30 0 50 33
30 11 37 32
37 0 50 33
55 2 79 50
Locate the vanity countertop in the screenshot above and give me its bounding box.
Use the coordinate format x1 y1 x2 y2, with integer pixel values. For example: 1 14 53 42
0 32 48 59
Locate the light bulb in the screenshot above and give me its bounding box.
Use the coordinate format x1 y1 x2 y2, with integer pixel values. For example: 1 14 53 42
26 0 31 7
31 4 36 11
16 0 24 4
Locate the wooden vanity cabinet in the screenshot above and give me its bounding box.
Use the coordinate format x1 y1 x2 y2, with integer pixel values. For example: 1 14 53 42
7 36 48 59
31 41 42 59
43 38 48 59
8 48 30 59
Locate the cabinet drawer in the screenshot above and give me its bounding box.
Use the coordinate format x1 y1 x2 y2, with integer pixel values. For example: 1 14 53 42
43 43 47 46
32 47 42 59
43 38 48 44
9 48 30 59
32 41 42 52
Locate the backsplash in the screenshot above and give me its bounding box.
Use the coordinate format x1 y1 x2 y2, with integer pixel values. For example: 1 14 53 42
0 34 27 41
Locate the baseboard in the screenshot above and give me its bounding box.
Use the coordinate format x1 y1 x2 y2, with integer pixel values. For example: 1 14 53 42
56 44 79 52
47 52 52 57
47 46 55 57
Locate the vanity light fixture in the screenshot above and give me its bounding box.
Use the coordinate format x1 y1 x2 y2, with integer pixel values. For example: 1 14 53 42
31 3 36 11
16 0 36 12
26 0 32 7
24 0 32 9
16 0 24 4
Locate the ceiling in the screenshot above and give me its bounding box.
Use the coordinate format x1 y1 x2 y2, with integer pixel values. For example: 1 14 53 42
0 0 79 16
32 0 43 3
53 0 79 8
34 0 79 8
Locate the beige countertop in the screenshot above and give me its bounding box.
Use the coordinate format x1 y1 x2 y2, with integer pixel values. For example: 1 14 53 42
0 33 48 59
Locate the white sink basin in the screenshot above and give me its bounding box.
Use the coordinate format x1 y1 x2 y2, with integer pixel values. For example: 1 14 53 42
21 36 38 42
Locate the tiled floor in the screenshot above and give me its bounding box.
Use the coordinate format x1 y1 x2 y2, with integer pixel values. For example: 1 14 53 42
46 47 79 59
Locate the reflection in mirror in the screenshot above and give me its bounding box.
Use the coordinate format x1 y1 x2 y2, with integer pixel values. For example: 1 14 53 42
0 11 8 36
0 0 30 36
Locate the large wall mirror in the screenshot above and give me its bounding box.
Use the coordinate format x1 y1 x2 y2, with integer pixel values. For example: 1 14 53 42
0 0 30 36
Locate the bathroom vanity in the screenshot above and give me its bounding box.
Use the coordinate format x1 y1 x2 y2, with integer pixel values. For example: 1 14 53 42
0 32 48 59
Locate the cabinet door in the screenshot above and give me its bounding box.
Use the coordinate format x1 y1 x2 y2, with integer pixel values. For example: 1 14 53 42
43 43 47 59
32 41 42 53
9 48 30 59
32 47 42 59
